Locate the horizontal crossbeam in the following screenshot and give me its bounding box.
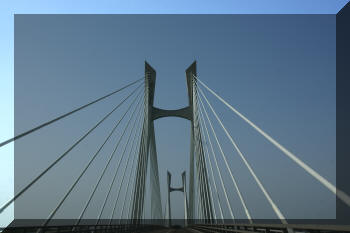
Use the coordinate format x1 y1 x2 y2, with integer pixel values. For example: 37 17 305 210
170 187 184 192
152 106 192 121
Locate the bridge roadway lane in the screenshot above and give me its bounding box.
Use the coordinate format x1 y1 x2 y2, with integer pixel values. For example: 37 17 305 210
148 227 203 233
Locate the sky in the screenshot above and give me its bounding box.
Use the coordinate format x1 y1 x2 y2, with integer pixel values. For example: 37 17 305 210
0 0 349 229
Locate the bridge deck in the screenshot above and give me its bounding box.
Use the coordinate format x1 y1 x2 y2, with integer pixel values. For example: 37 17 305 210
2 224 350 233
150 228 201 233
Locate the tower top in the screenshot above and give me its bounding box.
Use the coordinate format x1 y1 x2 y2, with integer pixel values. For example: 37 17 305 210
185 61 197 106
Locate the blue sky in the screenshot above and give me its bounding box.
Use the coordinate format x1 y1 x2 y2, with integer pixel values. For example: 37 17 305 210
0 0 349 228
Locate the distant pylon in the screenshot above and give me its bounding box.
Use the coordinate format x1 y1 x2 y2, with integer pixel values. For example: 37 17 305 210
167 171 188 227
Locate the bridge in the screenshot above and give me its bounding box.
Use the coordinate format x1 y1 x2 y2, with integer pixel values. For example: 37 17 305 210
0 62 349 232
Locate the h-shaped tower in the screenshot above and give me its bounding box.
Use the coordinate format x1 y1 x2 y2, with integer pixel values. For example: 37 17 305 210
167 171 188 227
130 61 214 223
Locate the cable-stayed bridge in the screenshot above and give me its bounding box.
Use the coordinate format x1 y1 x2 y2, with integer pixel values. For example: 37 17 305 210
0 62 349 233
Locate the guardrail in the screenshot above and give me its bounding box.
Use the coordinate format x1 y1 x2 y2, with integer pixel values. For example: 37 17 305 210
0 223 166 233
190 223 350 233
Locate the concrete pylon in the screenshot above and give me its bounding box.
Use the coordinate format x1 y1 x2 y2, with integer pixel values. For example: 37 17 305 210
130 62 214 223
